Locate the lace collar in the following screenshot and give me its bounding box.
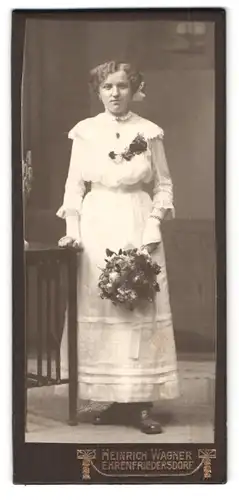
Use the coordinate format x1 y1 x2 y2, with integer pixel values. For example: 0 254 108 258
68 112 164 141
103 110 133 123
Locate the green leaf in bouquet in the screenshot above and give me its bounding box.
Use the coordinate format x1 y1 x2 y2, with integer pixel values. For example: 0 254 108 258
106 248 114 257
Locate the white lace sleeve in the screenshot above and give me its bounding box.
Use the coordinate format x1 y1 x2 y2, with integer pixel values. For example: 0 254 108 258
142 131 174 246
149 134 175 220
56 136 86 219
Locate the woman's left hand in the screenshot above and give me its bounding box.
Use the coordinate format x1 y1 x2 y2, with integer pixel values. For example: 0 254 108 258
142 242 160 254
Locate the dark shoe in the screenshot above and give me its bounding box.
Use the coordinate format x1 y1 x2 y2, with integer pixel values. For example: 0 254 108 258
93 403 119 425
138 409 163 434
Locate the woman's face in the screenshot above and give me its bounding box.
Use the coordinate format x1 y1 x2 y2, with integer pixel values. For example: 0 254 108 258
99 70 132 116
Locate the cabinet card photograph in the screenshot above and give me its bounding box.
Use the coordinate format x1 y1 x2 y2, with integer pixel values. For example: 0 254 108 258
12 8 226 484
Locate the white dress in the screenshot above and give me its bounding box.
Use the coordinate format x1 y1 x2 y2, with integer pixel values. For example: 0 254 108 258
57 111 179 403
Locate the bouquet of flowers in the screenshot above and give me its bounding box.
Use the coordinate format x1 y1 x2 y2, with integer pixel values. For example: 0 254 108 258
109 133 147 163
98 247 161 311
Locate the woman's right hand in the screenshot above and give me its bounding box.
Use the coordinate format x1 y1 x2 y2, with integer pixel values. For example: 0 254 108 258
58 236 83 249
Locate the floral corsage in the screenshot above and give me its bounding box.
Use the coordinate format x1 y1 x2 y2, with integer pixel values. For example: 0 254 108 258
98 247 161 311
109 134 147 163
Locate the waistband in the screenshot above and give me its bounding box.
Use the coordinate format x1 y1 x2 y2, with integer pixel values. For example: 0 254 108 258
91 182 144 193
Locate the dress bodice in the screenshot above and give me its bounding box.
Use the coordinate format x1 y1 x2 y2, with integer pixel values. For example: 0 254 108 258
57 111 174 224
67 112 164 188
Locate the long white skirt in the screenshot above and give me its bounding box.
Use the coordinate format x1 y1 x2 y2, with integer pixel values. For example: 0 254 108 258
60 185 179 403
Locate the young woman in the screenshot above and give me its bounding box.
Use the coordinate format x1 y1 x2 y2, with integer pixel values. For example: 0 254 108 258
57 61 179 434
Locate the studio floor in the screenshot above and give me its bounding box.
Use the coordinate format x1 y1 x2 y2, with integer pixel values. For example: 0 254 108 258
25 356 215 444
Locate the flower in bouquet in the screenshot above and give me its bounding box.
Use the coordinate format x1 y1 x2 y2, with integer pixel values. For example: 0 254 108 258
98 247 161 311
109 271 121 283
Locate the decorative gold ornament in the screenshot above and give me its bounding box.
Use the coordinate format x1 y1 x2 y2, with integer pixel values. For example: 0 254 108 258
77 449 97 480
198 449 216 479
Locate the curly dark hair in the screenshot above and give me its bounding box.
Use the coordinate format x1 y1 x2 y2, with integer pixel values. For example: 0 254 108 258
89 61 144 95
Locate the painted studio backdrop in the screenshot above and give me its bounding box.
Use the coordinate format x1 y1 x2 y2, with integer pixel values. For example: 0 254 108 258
22 18 215 358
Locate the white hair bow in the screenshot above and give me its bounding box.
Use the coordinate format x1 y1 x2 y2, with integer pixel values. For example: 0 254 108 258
132 82 146 102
